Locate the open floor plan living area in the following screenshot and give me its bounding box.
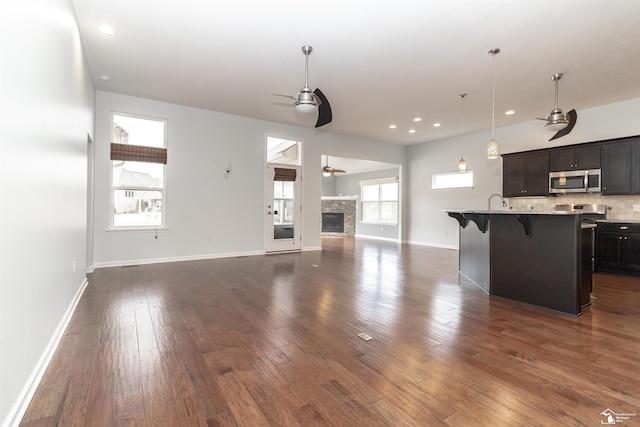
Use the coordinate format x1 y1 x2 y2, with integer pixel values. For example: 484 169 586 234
3 1 640 426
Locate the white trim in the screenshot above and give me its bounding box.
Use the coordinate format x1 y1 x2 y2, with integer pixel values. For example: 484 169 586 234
359 176 398 186
302 245 322 252
3 278 89 427
355 234 400 243
93 250 265 269
405 239 458 250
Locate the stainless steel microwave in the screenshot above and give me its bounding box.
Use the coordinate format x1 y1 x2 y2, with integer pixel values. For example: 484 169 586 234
549 169 601 193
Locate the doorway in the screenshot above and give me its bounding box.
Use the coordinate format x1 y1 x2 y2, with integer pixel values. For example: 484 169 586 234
265 136 302 253
264 164 301 252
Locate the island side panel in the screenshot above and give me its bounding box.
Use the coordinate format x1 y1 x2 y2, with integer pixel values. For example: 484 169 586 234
489 214 581 315
459 221 490 294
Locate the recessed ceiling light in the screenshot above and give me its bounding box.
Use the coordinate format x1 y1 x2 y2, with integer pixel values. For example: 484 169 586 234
409 129 416 134
505 110 515 115
389 124 397 129
98 25 116 35
433 123 441 127
413 117 422 122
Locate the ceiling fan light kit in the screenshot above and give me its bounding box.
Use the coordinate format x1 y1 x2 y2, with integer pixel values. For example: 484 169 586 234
274 46 333 128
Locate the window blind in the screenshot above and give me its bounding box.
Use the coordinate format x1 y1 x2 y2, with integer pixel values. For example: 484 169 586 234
274 167 297 181
111 143 167 164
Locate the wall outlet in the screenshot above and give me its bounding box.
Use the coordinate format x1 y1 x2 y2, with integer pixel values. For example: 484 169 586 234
634 205 640 212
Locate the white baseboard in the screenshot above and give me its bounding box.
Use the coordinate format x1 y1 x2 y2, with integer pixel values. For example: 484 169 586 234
405 239 458 250
93 250 265 269
355 234 400 242
2 277 89 427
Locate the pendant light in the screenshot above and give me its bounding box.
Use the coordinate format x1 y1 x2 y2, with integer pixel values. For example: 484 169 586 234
487 48 500 159
458 93 467 172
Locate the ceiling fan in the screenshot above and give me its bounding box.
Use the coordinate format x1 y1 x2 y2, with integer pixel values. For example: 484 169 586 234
322 156 345 177
537 73 577 141
273 46 333 128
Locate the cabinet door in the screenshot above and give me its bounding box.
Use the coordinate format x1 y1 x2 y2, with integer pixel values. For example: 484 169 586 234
576 145 601 170
595 231 622 270
522 151 550 196
550 148 576 171
601 141 631 194
502 155 524 197
622 233 640 272
632 139 640 194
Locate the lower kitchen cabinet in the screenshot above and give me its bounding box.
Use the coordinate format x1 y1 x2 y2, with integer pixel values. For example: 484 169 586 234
595 223 640 274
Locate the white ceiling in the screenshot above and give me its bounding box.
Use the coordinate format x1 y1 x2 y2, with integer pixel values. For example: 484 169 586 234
72 0 640 146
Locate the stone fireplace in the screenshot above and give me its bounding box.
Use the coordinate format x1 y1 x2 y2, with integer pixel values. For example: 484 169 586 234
321 196 357 236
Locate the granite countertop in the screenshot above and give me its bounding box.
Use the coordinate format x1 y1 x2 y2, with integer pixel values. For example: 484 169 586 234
445 209 580 215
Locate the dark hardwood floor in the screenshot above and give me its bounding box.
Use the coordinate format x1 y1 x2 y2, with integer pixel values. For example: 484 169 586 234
20 237 640 426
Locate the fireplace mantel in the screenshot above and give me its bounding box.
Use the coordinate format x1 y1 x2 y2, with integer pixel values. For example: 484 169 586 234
321 195 358 200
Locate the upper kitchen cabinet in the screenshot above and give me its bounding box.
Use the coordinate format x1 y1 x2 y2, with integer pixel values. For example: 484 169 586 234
633 138 640 194
502 150 550 197
549 145 601 171
601 139 634 194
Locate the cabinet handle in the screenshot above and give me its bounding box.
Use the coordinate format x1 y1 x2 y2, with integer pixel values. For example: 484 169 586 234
620 226 629 230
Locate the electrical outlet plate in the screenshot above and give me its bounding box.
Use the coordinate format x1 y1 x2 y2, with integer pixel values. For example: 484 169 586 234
357 332 372 341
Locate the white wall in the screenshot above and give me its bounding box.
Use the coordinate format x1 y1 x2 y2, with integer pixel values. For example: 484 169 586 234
0 1 95 425
406 98 640 248
93 91 408 266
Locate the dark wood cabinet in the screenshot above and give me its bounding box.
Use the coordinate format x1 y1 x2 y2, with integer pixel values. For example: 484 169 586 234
632 139 640 194
595 222 640 274
502 151 549 197
601 141 631 194
550 145 601 171
503 135 639 198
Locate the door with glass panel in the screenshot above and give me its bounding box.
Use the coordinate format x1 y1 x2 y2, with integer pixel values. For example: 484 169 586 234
264 164 301 252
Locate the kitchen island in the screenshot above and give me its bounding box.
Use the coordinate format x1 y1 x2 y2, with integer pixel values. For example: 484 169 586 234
447 210 592 315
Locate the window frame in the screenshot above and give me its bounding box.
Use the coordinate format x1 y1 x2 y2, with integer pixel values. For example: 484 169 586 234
431 171 474 190
109 111 168 231
359 177 399 225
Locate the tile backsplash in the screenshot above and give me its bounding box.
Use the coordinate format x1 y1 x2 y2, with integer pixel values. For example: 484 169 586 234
509 194 640 221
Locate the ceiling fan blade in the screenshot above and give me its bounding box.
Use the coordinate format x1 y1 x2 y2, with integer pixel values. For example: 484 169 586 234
333 169 346 173
273 93 298 100
549 109 577 141
313 88 332 127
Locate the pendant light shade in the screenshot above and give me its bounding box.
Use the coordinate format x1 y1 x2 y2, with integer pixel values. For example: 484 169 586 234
487 48 500 159
457 93 469 171
487 140 499 159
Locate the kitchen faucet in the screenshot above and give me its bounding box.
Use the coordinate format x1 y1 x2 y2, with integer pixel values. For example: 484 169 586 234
488 193 507 210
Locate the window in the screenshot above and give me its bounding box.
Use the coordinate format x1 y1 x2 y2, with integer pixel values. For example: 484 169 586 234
110 113 167 229
266 136 301 165
273 180 294 225
360 177 398 224
432 171 473 190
